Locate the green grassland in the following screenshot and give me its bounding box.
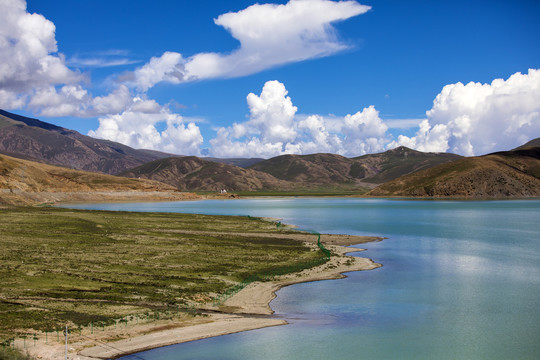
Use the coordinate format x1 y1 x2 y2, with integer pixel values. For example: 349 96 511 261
0 207 325 340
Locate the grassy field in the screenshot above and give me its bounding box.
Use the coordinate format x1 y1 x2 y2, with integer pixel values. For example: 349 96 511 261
0 207 325 341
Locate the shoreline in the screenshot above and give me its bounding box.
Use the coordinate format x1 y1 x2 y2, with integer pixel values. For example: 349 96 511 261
0 190 202 206
23 234 382 360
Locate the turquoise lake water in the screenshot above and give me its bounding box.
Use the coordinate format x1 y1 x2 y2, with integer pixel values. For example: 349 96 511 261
66 199 540 359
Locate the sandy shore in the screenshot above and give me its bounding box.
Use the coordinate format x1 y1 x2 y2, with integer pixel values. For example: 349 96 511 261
17 229 381 359
0 190 203 206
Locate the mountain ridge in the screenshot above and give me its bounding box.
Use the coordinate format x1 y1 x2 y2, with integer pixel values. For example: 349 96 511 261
248 147 461 188
120 156 293 192
0 109 174 174
2 109 539 198
0 152 201 206
368 143 540 197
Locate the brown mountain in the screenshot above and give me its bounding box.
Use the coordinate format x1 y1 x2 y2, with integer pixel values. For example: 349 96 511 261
369 142 540 198
249 153 362 183
352 146 462 184
0 153 193 205
202 157 265 168
125 148 460 193
514 137 540 150
248 147 461 189
0 109 174 174
120 156 292 192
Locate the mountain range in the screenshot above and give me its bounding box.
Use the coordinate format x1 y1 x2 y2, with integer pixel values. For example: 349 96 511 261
0 109 173 174
119 146 464 192
0 108 539 199
369 140 540 197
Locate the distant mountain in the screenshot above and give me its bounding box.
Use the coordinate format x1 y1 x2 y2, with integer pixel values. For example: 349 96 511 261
203 157 265 168
248 147 461 188
0 109 174 174
122 147 461 193
0 152 182 205
514 137 540 150
369 141 540 198
352 146 462 184
249 153 361 183
120 156 292 192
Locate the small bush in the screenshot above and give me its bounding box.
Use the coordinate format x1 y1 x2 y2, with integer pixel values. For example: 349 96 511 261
0 347 34 360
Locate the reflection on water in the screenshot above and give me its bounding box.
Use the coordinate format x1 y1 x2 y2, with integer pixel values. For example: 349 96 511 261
66 199 540 360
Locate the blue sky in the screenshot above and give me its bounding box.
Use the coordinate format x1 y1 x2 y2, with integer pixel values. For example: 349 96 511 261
2 0 539 157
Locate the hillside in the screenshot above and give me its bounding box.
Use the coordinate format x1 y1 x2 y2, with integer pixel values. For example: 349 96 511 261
353 146 462 184
249 147 461 188
0 109 173 174
122 148 462 193
120 156 293 192
0 153 192 205
369 144 540 198
514 137 540 150
203 157 265 168
250 153 361 182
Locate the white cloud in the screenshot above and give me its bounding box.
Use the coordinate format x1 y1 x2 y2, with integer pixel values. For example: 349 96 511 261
131 51 186 92
210 80 299 158
27 84 133 117
67 55 139 68
0 89 27 109
341 106 389 154
392 69 540 155
88 103 203 155
245 80 298 143
209 80 388 158
125 0 370 90
296 115 343 154
389 119 451 153
0 0 81 93
186 0 370 80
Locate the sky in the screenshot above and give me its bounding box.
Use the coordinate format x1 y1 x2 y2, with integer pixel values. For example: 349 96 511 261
1 0 539 158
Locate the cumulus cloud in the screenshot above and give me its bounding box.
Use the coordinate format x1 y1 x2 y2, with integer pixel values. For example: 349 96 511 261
89 105 203 154
126 0 370 90
245 80 298 143
392 69 540 155
209 80 388 158
27 84 134 117
0 89 27 109
210 80 298 158
0 0 135 116
0 0 81 94
342 106 388 154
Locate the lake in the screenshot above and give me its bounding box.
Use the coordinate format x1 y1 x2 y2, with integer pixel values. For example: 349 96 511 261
66 198 540 359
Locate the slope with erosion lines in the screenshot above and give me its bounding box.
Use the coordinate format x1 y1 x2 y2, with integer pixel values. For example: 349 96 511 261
249 147 461 188
368 144 540 198
0 109 174 174
0 153 189 205
120 156 293 192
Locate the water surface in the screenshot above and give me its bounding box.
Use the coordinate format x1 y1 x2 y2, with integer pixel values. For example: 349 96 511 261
67 199 540 359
